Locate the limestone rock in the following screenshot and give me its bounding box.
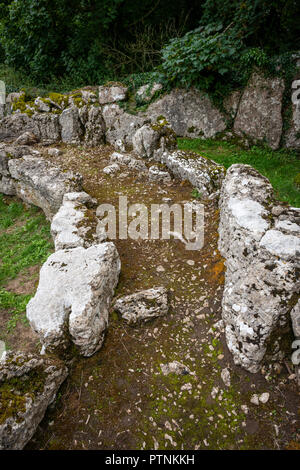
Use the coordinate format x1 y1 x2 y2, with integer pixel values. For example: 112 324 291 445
157 150 225 198
0 113 34 141
147 88 226 138
0 112 60 143
136 83 163 102
59 107 83 144
98 85 128 104
32 113 61 143
26 243 121 356
291 300 300 338
0 176 15 195
47 148 61 157
34 97 51 112
221 368 231 387
103 163 120 175
51 192 100 250
84 105 105 146
218 164 300 373
148 165 171 184
160 361 191 376
7 155 82 219
14 131 39 146
0 143 40 176
234 72 285 149
0 351 67 450
102 104 147 148
132 119 177 159
109 151 147 172
114 287 169 324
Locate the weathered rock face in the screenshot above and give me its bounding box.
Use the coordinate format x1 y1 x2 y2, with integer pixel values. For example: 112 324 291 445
102 103 147 149
26 243 121 356
0 351 67 450
285 102 300 150
147 88 226 138
0 143 40 176
51 192 101 250
32 113 61 143
83 105 105 146
98 85 128 104
14 131 39 146
234 72 285 150
136 83 163 103
0 113 61 143
148 165 171 184
223 90 242 120
291 300 300 338
59 107 83 144
132 119 177 159
218 164 300 373
114 287 169 324
6 155 82 219
109 151 148 172
156 150 225 199
0 113 34 141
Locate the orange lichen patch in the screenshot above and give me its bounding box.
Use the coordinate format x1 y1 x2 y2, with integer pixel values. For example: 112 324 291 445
208 259 225 284
286 441 300 450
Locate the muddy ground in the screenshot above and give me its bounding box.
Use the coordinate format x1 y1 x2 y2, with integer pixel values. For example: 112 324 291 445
2 143 299 450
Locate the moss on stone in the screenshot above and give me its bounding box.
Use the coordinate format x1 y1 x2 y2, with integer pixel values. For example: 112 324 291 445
0 367 46 424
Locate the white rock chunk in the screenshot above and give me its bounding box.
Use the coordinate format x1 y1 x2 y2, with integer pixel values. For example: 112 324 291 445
51 192 100 250
160 361 191 376
114 287 169 324
27 243 121 356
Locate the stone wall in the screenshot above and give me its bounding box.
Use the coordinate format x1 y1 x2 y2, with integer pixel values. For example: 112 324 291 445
1 64 300 151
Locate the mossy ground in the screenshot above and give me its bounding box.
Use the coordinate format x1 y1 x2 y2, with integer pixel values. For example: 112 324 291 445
22 143 300 450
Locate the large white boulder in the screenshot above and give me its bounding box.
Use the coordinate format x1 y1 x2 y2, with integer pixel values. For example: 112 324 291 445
26 243 121 357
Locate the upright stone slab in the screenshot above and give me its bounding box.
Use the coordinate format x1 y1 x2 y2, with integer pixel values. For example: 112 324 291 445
218 164 300 372
147 88 226 138
234 72 285 149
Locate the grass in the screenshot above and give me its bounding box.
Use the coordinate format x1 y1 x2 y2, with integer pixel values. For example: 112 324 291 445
0 195 53 331
178 138 300 207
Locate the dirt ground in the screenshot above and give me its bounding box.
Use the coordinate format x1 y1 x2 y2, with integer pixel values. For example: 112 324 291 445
3 143 299 450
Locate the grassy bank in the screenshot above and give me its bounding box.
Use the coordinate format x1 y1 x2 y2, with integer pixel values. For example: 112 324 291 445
0 195 53 333
178 138 300 207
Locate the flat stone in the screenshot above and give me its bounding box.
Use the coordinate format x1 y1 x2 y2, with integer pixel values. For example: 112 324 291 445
114 287 169 324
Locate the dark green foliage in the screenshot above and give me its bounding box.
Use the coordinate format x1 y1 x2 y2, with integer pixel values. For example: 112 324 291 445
159 23 243 91
0 1 298 92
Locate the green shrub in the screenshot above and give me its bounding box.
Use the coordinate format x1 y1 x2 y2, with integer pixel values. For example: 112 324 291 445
159 23 243 91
